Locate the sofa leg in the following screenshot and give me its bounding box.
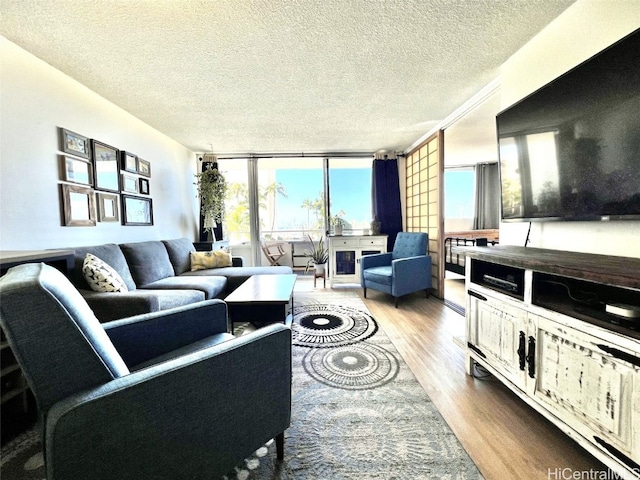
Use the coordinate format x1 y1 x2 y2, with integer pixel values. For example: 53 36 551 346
363 287 367 298
394 296 398 308
276 432 285 460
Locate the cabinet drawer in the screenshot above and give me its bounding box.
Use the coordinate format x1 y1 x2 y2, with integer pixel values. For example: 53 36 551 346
358 237 386 247
332 238 359 247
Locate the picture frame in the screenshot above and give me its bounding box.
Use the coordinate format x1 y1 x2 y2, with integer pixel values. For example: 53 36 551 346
60 128 90 159
137 158 151 177
139 177 150 195
122 194 153 226
92 140 120 192
60 184 96 226
61 155 93 186
96 192 119 222
121 173 139 193
121 151 138 173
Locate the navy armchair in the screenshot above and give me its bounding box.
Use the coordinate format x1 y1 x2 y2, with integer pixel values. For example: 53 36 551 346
361 232 432 307
0 263 291 480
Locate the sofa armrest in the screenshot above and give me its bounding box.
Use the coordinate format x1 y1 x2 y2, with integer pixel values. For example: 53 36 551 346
391 256 432 296
360 252 392 270
103 300 229 366
79 289 161 321
45 324 292 480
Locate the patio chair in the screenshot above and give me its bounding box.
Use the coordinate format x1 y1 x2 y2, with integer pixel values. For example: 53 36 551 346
261 241 287 266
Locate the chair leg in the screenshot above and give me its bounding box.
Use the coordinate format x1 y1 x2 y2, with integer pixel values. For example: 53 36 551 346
276 432 285 460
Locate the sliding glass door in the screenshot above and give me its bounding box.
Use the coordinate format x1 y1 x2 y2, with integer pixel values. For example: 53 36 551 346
217 156 372 266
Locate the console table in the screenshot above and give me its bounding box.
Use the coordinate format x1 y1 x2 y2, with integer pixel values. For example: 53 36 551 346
327 235 387 287
458 245 639 479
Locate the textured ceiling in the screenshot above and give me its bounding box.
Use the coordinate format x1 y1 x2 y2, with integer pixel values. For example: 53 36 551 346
0 0 575 155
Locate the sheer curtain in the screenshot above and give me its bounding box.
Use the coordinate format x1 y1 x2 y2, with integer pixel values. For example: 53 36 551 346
473 162 500 230
372 155 402 251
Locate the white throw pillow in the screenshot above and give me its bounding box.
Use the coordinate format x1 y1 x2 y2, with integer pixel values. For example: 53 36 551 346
82 253 129 293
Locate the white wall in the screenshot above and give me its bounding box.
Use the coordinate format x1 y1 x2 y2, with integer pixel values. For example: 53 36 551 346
0 37 200 250
498 1 640 258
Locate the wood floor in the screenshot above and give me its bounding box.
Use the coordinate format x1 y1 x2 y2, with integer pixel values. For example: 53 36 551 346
357 288 606 480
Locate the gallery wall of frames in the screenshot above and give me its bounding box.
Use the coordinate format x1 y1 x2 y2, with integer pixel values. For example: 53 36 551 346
58 127 153 227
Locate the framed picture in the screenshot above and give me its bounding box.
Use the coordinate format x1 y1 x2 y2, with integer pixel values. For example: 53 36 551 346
96 192 119 222
121 151 138 173
122 195 153 226
139 177 150 195
60 184 96 226
137 158 151 177
62 155 93 186
92 140 120 192
60 128 90 159
121 173 139 193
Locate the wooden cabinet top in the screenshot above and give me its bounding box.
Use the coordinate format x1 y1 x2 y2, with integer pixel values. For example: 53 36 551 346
454 245 640 290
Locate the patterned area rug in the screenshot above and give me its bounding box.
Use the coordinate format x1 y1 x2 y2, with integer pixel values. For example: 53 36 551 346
1 282 482 479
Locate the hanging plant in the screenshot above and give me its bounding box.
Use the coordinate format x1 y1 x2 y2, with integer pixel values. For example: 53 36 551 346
194 164 227 231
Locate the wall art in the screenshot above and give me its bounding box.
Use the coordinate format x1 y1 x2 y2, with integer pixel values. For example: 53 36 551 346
121 151 138 173
97 192 119 222
139 177 150 195
122 194 153 226
60 128 90 159
92 140 120 192
61 184 96 226
62 155 93 186
137 158 151 177
121 173 139 193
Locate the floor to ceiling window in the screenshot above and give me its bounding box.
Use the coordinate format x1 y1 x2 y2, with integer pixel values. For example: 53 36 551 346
216 156 373 266
327 158 373 233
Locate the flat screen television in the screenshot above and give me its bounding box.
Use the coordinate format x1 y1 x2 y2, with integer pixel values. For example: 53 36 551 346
496 28 640 222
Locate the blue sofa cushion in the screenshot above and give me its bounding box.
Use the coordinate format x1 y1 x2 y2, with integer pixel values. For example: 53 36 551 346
362 266 393 286
162 238 195 275
142 276 227 299
120 241 175 287
71 243 137 291
182 265 293 293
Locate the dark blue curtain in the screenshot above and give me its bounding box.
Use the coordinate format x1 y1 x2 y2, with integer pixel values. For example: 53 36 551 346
199 161 223 242
372 159 402 251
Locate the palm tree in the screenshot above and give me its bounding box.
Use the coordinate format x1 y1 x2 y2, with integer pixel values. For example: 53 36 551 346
262 182 287 234
301 198 313 230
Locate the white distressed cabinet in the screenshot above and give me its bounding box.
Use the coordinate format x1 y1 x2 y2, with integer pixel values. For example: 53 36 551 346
328 235 387 287
460 246 640 480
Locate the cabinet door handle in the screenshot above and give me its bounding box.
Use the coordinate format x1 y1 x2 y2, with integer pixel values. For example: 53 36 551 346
468 290 487 301
526 336 536 378
517 331 526 371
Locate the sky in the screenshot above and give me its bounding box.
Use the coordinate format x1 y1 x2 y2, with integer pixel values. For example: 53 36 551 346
274 168 372 230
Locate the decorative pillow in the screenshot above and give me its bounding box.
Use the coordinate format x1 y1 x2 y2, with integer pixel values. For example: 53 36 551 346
190 250 233 271
82 253 129 293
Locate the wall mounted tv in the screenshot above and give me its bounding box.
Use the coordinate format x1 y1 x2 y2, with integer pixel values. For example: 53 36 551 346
496 28 640 222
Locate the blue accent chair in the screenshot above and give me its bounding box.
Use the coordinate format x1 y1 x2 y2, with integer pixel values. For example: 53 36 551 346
361 232 432 307
0 263 292 480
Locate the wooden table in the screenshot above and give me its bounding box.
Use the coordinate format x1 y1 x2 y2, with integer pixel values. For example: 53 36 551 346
225 274 297 331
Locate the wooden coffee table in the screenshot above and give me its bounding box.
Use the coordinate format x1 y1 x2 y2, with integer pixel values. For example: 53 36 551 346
225 274 297 331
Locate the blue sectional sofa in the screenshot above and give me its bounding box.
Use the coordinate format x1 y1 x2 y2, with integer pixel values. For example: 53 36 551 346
68 238 292 322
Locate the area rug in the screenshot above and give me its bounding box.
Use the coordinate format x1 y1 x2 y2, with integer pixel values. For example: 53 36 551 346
1 283 483 479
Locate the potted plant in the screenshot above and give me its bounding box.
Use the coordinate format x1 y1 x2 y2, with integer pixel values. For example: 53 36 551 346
194 164 227 234
330 214 345 235
304 234 329 274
